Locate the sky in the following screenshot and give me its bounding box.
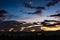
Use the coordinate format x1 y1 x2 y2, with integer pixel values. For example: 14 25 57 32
0 0 60 23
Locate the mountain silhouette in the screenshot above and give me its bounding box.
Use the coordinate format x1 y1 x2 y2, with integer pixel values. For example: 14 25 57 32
0 20 25 30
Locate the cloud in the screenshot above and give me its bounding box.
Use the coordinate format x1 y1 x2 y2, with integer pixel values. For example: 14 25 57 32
24 2 45 9
50 10 60 17
27 9 42 15
0 10 19 20
47 0 60 7
24 0 60 15
24 2 46 15
50 13 60 17
0 10 7 15
27 7 45 14
0 10 8 20
35 7 45 10
24 2 34 8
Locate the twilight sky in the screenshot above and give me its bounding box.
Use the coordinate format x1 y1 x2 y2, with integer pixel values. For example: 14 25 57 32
0 0 60 22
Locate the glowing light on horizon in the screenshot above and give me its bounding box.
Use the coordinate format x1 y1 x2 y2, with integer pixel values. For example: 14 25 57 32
41 26 60 31
20 27 25 31
9 28 14 32
30 29 35 32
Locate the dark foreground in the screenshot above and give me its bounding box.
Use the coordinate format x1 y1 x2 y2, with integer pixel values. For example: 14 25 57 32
0 31 60 40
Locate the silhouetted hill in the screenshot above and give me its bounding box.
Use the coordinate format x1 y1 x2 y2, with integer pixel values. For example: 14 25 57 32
0 21 22 30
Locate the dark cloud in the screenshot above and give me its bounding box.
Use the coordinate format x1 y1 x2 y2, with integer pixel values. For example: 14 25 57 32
50 10 60 17
24 2 34 8
0 10 19 20
35 7 45 10
0 10 7 18
0 10 7 15
47 0 60 7
0 10 8 20
27 9 42 15
24 2 45 9
24 0 60 15
27 7 45 14
50 13 60 17
24 2 45 15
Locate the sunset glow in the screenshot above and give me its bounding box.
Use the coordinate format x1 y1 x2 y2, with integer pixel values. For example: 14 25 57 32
41 26 60 31
0 0 60 32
